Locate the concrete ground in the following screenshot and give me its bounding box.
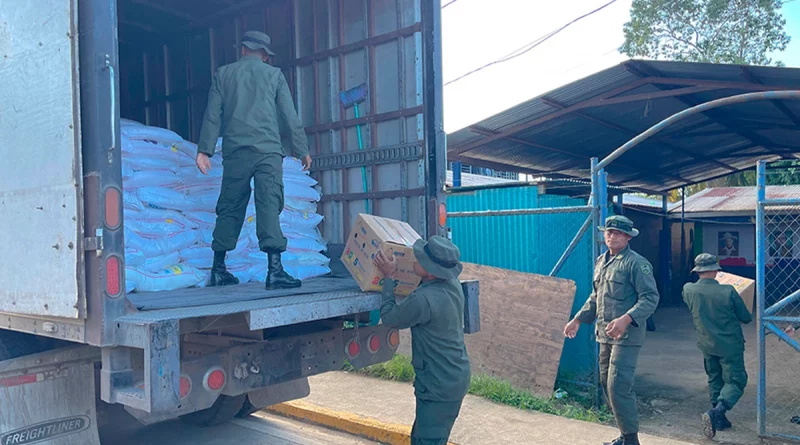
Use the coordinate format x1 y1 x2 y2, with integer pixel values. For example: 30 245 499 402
98 404 378 445
637 307 800 445
304 372 694 445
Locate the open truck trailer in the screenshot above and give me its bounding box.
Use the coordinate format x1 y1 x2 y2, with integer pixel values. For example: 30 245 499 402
0 1 477 443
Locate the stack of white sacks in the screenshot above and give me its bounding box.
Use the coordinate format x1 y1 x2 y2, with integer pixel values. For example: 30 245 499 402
121 119 331 293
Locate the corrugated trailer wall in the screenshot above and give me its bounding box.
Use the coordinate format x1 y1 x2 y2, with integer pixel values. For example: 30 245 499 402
118 0 429 244
447 185 597 380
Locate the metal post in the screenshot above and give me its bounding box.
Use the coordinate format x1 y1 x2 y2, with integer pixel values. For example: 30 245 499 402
590 157 601 408
756 160 767 436
617 194 624 215
680 187 686 280
661 196 672 303
599 170 608 254
591 158 600 262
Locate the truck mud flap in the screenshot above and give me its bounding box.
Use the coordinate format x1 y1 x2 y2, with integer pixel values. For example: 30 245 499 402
0 346 100 445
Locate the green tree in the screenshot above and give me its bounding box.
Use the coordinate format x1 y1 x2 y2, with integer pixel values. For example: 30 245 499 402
621 0 791 66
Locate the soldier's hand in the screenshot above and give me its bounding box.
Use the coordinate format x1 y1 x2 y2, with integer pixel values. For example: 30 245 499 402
196 153 211 175
564 319 580 339
302 155 312 171
373 250 397 279
605 315 632 340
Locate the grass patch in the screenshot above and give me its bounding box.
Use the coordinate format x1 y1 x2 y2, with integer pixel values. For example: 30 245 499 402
344 355 612 424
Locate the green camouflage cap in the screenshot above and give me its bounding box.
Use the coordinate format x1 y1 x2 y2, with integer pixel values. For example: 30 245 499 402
692 253 722 273
240 30 276 57
599 215 639 237
413 236 463 281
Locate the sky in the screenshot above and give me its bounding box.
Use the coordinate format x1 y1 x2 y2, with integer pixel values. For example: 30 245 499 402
440 0 800 133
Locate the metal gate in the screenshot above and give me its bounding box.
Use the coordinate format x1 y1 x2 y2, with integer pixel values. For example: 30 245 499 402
446 181 603 407
755 160 800 443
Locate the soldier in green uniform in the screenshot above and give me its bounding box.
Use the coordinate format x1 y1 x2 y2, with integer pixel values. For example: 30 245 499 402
564 215 660 445
196 30 311 290
374 236 471 445
682 253 753 439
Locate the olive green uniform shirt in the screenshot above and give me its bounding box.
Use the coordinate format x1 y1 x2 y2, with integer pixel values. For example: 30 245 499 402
683 278 753 357
197 55 309 159
381 278 471 403
575 245 660 346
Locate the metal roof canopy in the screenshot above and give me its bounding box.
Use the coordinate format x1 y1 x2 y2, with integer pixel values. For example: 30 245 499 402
447 60 800 195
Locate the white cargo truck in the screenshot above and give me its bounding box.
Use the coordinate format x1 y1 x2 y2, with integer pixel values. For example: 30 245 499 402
0 1 479 443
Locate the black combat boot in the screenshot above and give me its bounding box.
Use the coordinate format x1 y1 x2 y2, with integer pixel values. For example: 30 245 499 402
712 402 732 430
265 253 301 290
602 434 639 445
703 401 730 439
208 251 240 287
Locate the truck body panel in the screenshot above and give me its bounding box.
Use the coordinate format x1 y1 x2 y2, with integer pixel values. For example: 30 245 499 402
0 0 85 320
0 0 462 425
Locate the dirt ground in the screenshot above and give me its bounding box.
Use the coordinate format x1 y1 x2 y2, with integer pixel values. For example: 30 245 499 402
636 307 800 445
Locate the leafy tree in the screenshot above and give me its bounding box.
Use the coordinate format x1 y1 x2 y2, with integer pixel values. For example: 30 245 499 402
621 0 791 66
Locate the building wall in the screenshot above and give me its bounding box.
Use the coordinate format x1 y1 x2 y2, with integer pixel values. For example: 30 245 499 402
701 223 756 266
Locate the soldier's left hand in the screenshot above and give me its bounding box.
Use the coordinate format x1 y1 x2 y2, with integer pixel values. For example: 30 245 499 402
373 250 397 278
302 155 312 171
605 315 632 340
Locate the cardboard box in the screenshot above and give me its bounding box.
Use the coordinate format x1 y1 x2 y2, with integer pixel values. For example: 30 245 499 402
341 214 422 296
717 272 756 314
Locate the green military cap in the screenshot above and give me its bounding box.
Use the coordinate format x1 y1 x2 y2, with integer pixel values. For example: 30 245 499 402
413 235 463 281
599 215 639 237
240 30 276 57
692 253 722 273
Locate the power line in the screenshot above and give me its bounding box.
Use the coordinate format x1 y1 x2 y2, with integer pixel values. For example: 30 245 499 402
442 0 460 8
444 0 619 86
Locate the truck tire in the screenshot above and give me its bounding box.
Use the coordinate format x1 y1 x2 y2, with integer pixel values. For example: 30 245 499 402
236 397 258 418
179 394 246 427
0 330 47 361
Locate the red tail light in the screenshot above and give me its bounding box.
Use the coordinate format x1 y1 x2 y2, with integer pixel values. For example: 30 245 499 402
204 367 226 392
105 187 121 229
106 256 122 296
179 375 192 399
387 330 400 349
438 203 447 227
367 335 380 354
346 339 360 358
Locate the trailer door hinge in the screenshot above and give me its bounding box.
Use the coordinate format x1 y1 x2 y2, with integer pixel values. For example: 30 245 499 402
84 229 104 252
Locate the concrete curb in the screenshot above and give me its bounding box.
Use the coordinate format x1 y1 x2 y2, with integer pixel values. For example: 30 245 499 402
264 400 458 445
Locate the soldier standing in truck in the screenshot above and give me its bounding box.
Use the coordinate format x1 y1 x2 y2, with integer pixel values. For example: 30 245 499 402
195 30 312 290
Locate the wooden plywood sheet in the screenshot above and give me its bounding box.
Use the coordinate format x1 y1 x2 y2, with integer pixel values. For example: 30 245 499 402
399 263 577 397
460 263 578 398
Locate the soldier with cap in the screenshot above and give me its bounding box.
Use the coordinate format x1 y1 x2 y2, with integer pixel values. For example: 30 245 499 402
564 215 660 445
196 30 311 290
374 236 471 445
683 253 753 439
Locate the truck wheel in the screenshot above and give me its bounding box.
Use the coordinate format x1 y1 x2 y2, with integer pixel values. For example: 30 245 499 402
0 329 47 361
179 394 246 427
236 396 258 418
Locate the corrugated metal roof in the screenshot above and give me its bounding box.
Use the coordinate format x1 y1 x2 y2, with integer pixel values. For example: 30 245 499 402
447 60 800 194
670 186 800 213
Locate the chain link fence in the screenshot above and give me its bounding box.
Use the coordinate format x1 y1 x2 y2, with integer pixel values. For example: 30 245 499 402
447 187 600 407
757 163 800 442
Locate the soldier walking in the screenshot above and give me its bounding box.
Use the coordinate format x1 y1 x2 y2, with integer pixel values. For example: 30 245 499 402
564 216 660 445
